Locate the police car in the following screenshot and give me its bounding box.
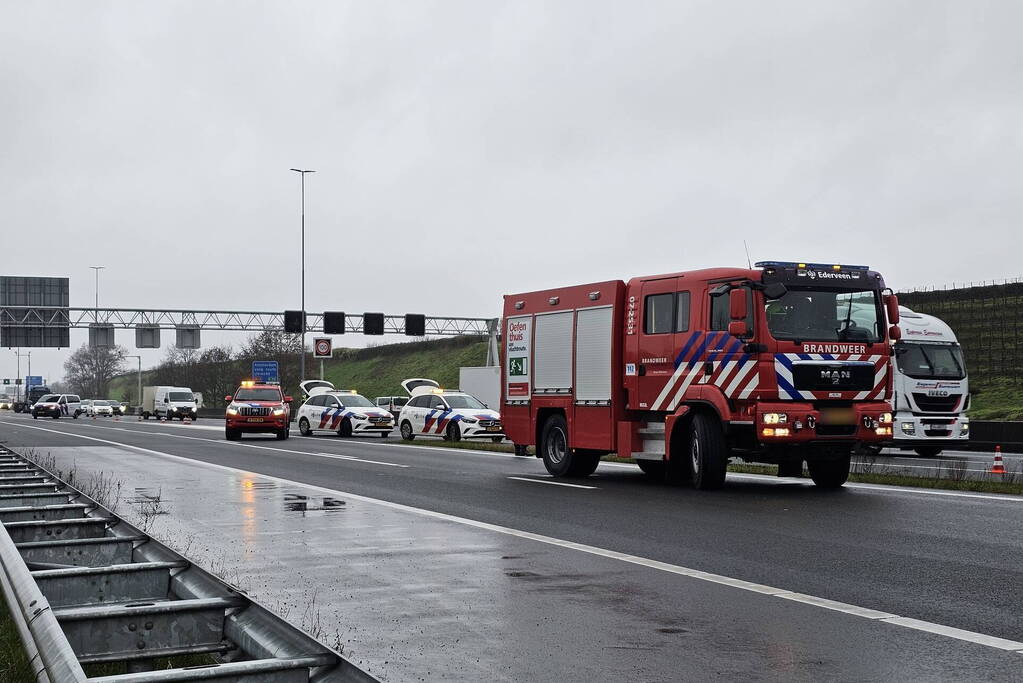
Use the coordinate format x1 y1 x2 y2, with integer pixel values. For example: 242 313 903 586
397 378 504 442
296 380 394 438
31 394 82 419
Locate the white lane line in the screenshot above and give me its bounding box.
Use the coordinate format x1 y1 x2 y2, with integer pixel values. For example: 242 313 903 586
727 472 1023 503
314 452 408 468
507 476 597 490
28 420 411 469
12 422 1023 655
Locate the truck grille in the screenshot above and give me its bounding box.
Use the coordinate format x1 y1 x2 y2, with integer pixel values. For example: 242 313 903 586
239 406 271 417
912 393 959 413
791 363 874 392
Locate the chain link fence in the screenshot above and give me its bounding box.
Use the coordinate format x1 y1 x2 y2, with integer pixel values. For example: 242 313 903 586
898 278 1023 386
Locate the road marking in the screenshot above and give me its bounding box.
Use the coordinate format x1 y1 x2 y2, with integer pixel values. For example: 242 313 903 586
10 422 1023 655
507 476 597 489
19 420 411 469
727 472 1023 503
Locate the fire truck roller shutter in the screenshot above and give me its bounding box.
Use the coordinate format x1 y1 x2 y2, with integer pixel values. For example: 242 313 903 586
534 311 573 393
575 306 613 403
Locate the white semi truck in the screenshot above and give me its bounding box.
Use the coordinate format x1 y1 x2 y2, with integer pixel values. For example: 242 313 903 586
883 306 969 456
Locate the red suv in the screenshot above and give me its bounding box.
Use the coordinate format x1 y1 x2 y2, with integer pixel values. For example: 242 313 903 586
224 381 292 441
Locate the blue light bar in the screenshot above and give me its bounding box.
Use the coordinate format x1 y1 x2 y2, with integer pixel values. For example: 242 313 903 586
755 261 870 271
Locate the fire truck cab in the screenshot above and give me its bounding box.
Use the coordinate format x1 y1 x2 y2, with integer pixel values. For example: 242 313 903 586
502 262 899 489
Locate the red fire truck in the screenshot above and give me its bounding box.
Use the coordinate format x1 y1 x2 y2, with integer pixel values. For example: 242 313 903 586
501 262 900 489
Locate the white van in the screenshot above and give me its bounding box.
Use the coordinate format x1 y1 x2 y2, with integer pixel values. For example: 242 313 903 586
143 386 199 421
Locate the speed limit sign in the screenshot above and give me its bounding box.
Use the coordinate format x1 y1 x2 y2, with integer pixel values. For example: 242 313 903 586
313 337 332 358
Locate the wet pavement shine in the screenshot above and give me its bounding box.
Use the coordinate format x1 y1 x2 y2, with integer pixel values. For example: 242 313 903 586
16 442 1021 682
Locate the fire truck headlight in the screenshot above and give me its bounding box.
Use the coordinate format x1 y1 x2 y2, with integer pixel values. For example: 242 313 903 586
875 426 892 436
763 413 787 425
880 413 893 424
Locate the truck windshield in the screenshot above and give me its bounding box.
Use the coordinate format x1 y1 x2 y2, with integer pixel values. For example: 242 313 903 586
169 392 194 401
765 288 881 343
234 388 282 401
895 342 966 380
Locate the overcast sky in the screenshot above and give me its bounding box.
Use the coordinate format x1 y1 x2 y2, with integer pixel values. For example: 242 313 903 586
2 1 1021 383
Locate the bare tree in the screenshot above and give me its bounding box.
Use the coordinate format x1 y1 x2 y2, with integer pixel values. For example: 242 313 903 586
63 344 127 397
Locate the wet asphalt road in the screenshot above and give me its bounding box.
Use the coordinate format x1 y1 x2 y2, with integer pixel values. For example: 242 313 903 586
1 411 1022 681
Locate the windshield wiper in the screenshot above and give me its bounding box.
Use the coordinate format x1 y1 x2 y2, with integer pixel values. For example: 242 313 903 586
917 346 937 376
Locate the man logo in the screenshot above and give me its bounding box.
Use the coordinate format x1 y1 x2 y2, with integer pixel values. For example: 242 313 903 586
820 368 851 385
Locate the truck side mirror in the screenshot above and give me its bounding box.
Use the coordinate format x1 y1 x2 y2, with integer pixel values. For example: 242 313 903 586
224 395 233 401
729 288 748 320
885 294 900 324
889 325 902 341
728 321 749 337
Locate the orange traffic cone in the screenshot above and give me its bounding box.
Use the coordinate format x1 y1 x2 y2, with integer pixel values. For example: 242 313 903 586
990 446 1006 475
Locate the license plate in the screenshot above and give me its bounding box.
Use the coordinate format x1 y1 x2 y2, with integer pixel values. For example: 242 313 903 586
247 417 264 423
819 408 855 425
486 425 501 432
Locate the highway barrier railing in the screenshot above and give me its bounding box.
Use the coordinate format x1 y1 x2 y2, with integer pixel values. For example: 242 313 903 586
0 445 376 682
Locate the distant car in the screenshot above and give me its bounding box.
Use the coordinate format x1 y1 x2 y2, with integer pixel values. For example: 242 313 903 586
397 378 504 442
374 395 408 421
0 398 11 410
297 380 393 438
224 381 291 441
86 400 115 417
102 399 127 416
31 394 82 419
78 399 93 417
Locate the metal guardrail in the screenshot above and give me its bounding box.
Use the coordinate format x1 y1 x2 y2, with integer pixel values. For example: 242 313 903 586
0 446 377 682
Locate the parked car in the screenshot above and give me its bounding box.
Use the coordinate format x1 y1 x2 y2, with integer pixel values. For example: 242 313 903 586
78 399 93 417
397 378 504 442
374 395 409 421
297 380 393 438
31 394 82 419
86 400 115 417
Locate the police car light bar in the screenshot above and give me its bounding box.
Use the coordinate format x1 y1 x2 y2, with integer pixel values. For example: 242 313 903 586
755 261 870 271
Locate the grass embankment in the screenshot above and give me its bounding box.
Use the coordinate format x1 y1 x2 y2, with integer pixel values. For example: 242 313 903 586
967 378 1023 421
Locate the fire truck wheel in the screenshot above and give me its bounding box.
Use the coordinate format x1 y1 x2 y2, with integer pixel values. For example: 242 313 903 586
637 460 666 479
541 415 572 476
445 423 462 442
337 419 353 438
688 412 727 490
299 418 312 436
914 447 942 458
807 453 851 489
400 421 415 441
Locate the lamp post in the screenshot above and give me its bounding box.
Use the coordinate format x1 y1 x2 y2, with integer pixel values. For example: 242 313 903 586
90 266 105 397
125 355 142 415
289 168 315 383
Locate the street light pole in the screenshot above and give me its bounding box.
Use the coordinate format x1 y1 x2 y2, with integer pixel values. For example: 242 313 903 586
289 168 315 383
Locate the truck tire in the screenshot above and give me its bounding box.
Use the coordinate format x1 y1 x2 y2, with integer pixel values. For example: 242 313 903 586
400 421 415 441
688 412 728 490
445 422 461 442
914 447 942 458
540 415 600 477
807 453 851 489
298 417 312 436
225 428 240 441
